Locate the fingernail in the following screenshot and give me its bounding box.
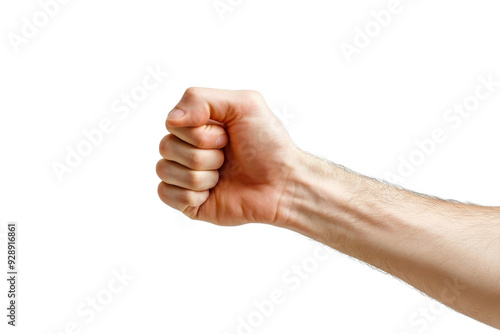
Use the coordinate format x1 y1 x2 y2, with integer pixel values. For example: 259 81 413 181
168 108 185 120
216 135 228 147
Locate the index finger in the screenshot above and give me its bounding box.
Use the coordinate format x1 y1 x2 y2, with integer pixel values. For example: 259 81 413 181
166 123 228 149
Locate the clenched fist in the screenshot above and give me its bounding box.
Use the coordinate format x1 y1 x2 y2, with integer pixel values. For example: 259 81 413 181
156 87 299 226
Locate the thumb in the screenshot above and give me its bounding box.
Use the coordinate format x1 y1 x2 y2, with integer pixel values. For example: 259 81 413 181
166 87 262 128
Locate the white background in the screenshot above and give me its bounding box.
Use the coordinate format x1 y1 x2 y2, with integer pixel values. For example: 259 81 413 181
1 0 499 333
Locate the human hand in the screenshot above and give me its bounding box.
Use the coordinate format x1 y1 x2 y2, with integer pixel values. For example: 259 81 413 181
156 87 299 226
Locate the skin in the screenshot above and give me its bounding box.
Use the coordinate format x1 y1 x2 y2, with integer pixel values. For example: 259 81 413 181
156 87 500 329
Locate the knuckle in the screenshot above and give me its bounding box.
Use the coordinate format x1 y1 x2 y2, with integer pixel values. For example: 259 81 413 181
159 134 174 156
155 159 166 178
237 90 265 113
157 182 168 200
193 132 208 148
188 151 204 169
242 89 263 103
181 190 196 206
184 87 201 99
186 171 202 189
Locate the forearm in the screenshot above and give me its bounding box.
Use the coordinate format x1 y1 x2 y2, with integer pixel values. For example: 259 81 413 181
277 148 500 328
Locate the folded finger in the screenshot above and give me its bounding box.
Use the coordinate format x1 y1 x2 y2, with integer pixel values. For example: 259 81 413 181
156 159 219 191
157 182 209 212
159 134 225 170
166 123 228 149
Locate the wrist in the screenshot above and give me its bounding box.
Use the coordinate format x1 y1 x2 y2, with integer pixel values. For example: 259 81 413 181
275 148 393 251
274 148 349 244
